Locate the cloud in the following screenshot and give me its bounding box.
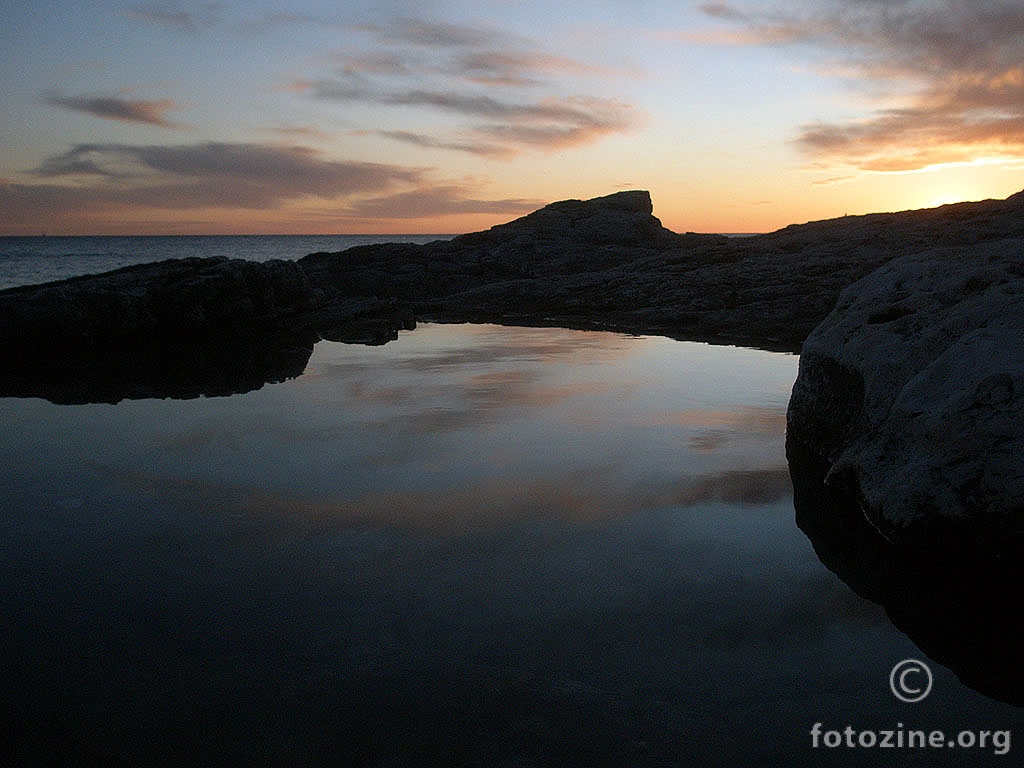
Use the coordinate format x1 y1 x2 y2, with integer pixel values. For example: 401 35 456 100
45 92 182 127
364 17 504 50
268 125 333 141
294 16 641 158
697 1 1024 171
455 50 609 87
811 175 856 186
128 1 222 32
300 78 642 156
683 2 812 45
1 142 542 232
474 96 639 150
14 141 421 214
369 130 514 159
343 186 542 219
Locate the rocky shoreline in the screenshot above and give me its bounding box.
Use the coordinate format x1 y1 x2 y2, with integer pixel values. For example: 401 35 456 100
6 188 1024 365
2 188 1023 562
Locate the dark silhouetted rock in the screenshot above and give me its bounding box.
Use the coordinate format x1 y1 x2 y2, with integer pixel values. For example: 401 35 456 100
0 331 316 404
0 257 320 402
0 256 315 354
4 187 1024 402
300 188 1024 350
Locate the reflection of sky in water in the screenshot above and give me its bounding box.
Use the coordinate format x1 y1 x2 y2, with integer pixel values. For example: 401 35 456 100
1 324 1020 766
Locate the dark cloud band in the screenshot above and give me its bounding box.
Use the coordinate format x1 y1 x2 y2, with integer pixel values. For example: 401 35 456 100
45 93 181 127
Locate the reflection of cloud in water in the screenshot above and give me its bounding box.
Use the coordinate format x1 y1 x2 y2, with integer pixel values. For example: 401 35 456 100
689 430 729 452
131 325 798 527
345 380 415 406
656 407 788 454
655 407 788 432
371 375 615 437
314 324 641 376
116 463 794 537
303 334 640 439
659 468 792 507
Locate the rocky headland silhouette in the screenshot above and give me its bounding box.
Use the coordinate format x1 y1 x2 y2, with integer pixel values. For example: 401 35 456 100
4 188 1024 379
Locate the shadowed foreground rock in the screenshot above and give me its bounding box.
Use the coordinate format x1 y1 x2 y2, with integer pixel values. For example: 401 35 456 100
789 439 1024 706
0 257 320 401
787 236 1024 561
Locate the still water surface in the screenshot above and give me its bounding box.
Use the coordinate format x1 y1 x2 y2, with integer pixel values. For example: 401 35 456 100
1 323 1019 765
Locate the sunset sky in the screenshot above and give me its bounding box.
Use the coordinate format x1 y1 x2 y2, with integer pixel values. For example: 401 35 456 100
3 0 1024 235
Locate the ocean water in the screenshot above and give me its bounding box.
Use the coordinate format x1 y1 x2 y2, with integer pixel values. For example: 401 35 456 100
2 322 1021 766
0 234 452 291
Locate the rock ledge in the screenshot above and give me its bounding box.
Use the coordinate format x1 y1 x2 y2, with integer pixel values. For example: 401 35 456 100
787 237 1024 560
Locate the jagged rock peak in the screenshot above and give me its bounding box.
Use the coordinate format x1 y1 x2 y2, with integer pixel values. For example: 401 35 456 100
508 190 654 222
453 190 676 248
550 189 654 214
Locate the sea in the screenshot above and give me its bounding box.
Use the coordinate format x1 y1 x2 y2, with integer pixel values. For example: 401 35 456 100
2 236 1022 766
0 234 453 291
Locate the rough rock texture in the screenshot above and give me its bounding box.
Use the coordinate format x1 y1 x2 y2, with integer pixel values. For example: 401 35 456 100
787 237 1024 558
296 190 734 344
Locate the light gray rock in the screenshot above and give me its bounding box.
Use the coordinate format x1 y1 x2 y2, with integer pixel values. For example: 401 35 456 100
788 237 1024 557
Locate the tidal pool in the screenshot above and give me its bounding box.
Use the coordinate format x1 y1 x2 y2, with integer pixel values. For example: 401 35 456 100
1 323 1019 766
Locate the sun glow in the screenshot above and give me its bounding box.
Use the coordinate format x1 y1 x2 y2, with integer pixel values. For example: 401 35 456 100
925 190 973 208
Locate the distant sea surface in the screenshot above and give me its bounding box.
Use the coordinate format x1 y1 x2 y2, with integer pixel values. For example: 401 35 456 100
0 234 453 291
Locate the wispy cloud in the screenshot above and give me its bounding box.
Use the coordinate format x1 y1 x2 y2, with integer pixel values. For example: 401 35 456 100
681 1 813 46
456 49 602 87
343 186 541 219
303 79 640 155
366 17 502 49
1 141 541 232
268 125 333 141
696 0 1024 172
20 141 420 209
294 16 642 158
128 1 222 32
362 130 514 159
45 92 182 127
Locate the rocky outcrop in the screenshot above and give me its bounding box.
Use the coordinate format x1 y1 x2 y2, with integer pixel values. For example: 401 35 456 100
0 256 322 401
299 189 1024 351
787 237 1024 560
3 187 1024 402
0 256 316 354
296 190 736 344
